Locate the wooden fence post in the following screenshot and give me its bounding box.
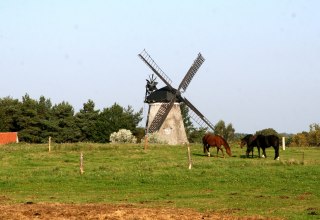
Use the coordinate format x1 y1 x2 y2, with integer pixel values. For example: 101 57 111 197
144 134 148 150
187 144 192 170
48 136 51 152
80 152 84 174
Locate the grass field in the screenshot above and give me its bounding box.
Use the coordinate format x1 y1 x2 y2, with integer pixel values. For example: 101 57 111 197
0 142 319 219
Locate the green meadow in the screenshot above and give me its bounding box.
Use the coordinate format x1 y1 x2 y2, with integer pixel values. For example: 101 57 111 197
0 143 319 219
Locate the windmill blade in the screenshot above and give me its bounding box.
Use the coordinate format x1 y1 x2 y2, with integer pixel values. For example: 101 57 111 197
181 97 215 131
138 49 173 90
148 95 177 133
178 53 205 92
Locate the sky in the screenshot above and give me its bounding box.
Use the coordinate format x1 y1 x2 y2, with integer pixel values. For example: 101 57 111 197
0 0 319 134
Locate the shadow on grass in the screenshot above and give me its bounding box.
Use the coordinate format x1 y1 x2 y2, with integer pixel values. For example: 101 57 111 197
239 154 260 159
192 153 235 159
193 153 208 157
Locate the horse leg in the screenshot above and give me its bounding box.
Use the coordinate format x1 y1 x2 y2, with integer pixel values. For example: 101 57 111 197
207 146 211 157
246 145 252 158
221 148 225 158
262 148 267 158
204 144 210 157
257 147 261 158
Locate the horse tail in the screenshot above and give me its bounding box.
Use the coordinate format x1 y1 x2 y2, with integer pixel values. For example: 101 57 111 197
273 135 280 159
203 143 207 154
275 136 280 147
202 134 208 154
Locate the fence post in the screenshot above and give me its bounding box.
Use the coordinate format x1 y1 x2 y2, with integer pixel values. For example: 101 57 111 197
144 134 148 150
48 136 51 152
187 144 192 170
80 152 84 174
282 137 286 150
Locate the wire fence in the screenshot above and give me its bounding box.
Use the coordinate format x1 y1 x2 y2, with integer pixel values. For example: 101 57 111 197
279 147 319 165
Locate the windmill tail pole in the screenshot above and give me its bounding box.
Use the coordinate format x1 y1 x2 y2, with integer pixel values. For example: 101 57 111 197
144 125 149 150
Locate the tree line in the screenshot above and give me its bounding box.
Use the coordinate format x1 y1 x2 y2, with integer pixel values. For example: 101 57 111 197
251 126 320 147
0 94 143 143
291 123 320 146
0 95 237 144
6 94 318 146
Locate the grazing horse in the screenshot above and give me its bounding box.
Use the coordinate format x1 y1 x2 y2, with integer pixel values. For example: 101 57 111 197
240 134 256 158
202 134 232 157
245 134 280 160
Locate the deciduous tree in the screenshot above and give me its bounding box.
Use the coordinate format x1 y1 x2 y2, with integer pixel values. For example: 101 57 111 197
213 120 235 141
308 123 320 146
255 128 278 136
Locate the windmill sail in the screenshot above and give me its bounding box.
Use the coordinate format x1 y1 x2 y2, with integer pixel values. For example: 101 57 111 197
148 96 177 133
138 50 173 90
181 97 215 131
178 53 205 92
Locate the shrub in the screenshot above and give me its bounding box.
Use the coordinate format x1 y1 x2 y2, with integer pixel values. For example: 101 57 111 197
141 133 168 144
110 129 137 144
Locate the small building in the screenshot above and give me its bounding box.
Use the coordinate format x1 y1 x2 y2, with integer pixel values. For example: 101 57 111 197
0 132 19 145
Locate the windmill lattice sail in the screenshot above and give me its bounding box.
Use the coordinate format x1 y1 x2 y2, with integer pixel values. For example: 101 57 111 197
188 109 215 131
182 97 215 131
139 50 172 88
179 53 205 92
148 103 171 133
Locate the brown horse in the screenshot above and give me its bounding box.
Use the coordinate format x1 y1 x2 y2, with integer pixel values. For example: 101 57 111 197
202 134 232 157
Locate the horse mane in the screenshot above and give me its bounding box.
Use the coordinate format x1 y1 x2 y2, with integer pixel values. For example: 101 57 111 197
212 134 232 157
240 134 253 148
242 134 253 141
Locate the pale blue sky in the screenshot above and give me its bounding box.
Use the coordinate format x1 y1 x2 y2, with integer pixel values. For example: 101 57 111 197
1 1 319 134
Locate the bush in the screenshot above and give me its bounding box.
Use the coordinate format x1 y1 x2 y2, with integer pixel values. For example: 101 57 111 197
110 129 137 144
141 133 168 144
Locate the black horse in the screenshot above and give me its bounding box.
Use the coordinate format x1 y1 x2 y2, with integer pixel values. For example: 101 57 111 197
241 134 280 160
240 134 255 157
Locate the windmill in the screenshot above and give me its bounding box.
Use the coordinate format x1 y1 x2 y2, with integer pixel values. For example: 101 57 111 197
138 49 215 145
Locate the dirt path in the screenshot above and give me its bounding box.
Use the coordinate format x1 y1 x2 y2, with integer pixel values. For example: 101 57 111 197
0 203 278 220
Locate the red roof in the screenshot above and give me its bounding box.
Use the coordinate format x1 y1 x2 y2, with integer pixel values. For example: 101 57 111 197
0 132 18 145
